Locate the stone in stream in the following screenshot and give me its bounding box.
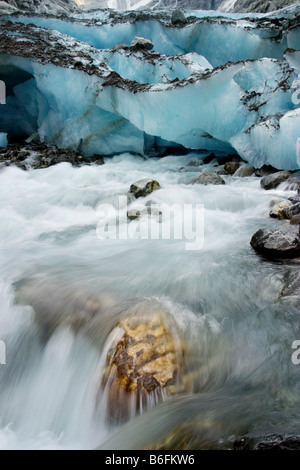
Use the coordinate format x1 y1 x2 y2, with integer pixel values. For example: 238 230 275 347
233 434 300 450
13 277 116 338
189 172 225 186
250 228 300 258
269 200 293 219
260 171 292 190
224 161 241 175
101 305 181 421
130 178 161 199
234 163 255 177
282 202 300 220
280 270 300 306
290 215 300 225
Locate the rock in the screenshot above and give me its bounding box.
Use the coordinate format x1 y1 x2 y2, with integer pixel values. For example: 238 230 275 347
130 36 154 52
203 153 218 164
127 205 162 221
90 155 104 165
14 277 116 338
284 175 300 192
171 10 187 25
101 305 179 420
250 228 300 258
0 142 93 170
112 43 129 52
189 172 225 186
255 165 278 177
233 434 300 450
290 215 300 225
282 202 300 220
234 164 255 177
281 270 300 303
217 154 243 165
289 195 300 205
130 178 161 199
224 161 241 175
187 158 204 167
269 200 292 219
260 171 292 190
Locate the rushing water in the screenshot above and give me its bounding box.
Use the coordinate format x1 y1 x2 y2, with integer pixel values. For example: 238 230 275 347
0 153 299 450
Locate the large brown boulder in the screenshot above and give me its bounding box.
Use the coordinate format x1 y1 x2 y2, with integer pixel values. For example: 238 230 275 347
101 306 180 421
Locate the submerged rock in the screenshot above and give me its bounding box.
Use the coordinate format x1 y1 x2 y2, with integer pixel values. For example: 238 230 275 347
290 215 300 225
280 270 300 304
130 178 161 199
189 172 225 186
250 228 300 258
260 171 292 190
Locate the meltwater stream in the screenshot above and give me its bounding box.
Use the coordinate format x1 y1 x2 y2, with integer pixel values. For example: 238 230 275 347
0 153 300 449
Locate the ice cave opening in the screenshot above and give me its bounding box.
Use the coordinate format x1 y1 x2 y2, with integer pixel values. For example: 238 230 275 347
0 65 44 143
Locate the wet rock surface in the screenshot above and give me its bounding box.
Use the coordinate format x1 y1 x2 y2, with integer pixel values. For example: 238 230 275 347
260 171 292 190
0 143 104 169
281 270 300 300
102 309 179 394
234 163 255 177
233 433 300 450
250 228 300 258
130 178 161 199
189 171 226 186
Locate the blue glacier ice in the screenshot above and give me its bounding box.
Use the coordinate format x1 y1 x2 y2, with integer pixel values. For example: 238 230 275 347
0 6 299 168
0 132 7 147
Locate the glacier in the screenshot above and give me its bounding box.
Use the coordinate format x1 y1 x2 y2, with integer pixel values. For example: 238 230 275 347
0 7 299 168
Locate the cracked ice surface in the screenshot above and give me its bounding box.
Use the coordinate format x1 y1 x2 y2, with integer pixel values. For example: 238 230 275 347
0 7 299 168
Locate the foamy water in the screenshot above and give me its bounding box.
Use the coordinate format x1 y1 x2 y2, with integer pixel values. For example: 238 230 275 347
0 153 299 449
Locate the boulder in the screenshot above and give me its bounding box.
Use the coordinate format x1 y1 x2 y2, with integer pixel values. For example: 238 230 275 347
101 305 180 420
189 172 225 186
171 10 187 25
260 171 292 190
130 178 161 199
234 164 255 177
250 228 300 258
224 161 241 175
255 165 278 177
282 202 300 220
269 200 292 219
187 158 204 167
290 215 300 225
130 36 154 52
